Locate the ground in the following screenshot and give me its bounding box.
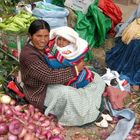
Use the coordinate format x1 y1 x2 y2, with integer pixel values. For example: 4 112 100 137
65 2 140 140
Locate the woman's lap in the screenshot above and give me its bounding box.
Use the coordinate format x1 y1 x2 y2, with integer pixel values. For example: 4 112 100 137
44 72 106 126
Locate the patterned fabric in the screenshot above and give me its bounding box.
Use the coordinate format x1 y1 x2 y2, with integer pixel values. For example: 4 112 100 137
44 72 106 126
19 42 76 112
44 39 94 88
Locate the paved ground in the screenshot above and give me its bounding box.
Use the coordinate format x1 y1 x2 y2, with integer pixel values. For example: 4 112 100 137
65 2 139 140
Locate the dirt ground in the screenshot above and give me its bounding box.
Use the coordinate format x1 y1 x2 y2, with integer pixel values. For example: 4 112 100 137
65 2 139 140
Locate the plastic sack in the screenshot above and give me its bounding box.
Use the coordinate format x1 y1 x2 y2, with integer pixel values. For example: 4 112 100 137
32 2 69 18
2 75 28 105
41 17 67 29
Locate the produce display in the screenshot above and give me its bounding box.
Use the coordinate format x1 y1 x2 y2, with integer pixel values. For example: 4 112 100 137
0 11 37 33
0 94 65 140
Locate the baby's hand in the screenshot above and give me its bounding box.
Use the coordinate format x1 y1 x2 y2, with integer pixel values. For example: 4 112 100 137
75 60 85 73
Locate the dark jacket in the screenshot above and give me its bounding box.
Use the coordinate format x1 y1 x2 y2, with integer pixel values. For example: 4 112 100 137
19 43 76 112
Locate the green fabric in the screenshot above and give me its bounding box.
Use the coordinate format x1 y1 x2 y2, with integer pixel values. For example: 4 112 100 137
51 0 65 7
74 0 112 49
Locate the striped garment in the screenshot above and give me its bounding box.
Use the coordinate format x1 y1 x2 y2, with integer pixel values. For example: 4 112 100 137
44 39 94 88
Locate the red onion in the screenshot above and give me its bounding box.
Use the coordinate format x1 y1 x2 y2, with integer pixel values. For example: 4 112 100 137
14 105 23 112
18 127 27 138
8 134 18 140
42 130 52 139
50 136 64 140
134 124 140 129
10 100 16 106
3 104 10 112
23 133 35 140
39 116 46 122
41 120 50 127
9 119 23 135
0 123 8 135
27 123 36 133
34 108 39 112
5 109 13 118
0 137 5 140
28 104 35 116
52 127 61 135
0 104 3 115
0 116 4 123
33 113 40 121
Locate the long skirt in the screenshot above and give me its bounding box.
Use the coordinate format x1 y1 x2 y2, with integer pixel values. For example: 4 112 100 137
44 72 105 126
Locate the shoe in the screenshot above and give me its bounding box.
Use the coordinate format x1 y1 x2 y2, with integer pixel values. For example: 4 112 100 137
101 113 113 122
95 116 108 128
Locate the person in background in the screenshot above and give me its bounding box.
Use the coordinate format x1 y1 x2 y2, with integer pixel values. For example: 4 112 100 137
20 19 112 128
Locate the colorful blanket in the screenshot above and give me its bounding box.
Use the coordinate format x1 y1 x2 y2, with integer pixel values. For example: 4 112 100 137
45 39 94 88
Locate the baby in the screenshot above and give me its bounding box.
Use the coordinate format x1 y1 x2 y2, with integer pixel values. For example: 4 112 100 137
55 36 76 55
45 26 94 88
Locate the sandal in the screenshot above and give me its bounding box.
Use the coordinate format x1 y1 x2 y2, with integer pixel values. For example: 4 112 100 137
95 116 108 128
101 113 113 122
101 110 113 122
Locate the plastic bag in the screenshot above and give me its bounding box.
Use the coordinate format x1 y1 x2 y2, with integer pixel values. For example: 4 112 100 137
2 75 28 105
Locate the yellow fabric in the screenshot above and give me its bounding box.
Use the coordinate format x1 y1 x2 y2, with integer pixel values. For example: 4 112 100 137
121 17 140 44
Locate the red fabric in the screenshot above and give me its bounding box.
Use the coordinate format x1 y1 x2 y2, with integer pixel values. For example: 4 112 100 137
103 86 129 110
98 0 122 36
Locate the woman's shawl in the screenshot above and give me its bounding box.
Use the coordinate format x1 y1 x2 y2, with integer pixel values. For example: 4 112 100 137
45 39 94 88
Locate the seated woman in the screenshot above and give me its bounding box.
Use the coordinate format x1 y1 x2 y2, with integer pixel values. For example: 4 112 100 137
19 19 112 128
44 26 94 88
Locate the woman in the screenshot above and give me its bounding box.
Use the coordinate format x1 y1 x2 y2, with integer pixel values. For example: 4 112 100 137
20 19 110 127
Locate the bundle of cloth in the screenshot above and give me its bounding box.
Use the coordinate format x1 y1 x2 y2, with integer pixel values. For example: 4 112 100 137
45 26 94 88
121 17 140 44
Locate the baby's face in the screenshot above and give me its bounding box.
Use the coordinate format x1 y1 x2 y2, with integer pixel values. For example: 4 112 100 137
56 37 70 48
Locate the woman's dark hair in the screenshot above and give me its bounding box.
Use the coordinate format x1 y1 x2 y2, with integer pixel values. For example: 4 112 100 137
28 19 50 36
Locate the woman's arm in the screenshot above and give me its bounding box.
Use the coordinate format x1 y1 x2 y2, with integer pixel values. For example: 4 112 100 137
20 49 76 85
29 59 76 84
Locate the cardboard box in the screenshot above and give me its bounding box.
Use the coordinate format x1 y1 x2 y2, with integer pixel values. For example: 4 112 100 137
64 0 94 14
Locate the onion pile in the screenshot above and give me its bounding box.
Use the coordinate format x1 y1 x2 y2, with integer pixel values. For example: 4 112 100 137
0 103 65 140
126 124 140 140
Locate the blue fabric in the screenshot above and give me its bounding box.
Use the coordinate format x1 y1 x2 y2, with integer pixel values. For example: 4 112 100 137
32 2 69 18
104 98 135 140
106 38 140 85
